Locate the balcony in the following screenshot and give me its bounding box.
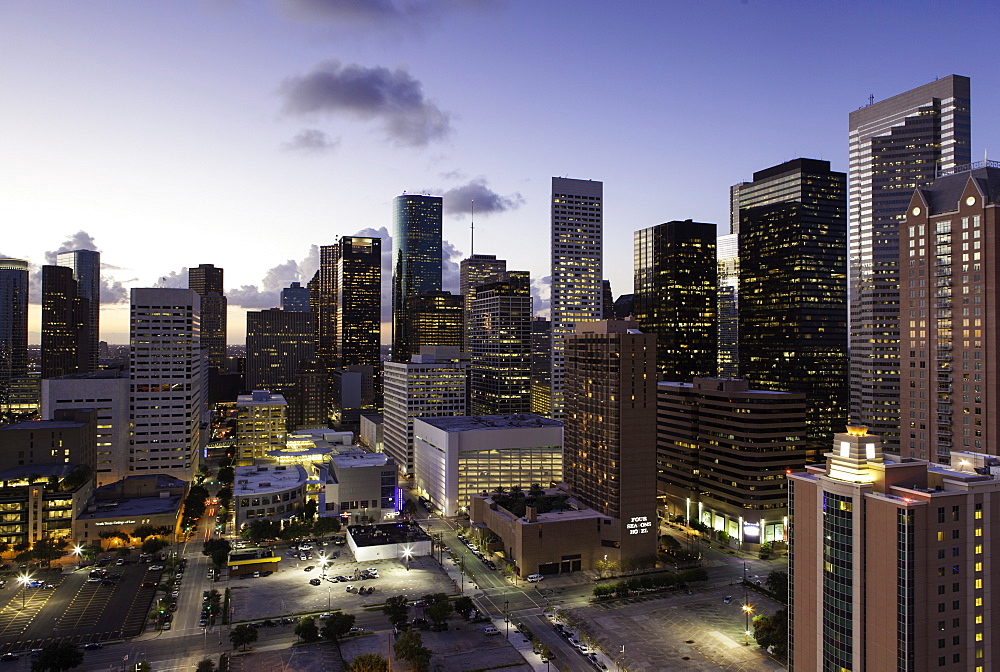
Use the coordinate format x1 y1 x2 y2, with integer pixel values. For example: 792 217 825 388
937 343 952 351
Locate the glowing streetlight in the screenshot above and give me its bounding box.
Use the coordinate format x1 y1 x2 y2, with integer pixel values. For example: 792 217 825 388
318 554 328 578
17 573 33 609
403 546 412 572
72 544 83 569
743 603 754 645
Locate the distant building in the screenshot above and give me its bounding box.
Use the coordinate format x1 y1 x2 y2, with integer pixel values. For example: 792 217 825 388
401 291 463 362
317 451 398 524
413 414 563 517
716 233 739 378
633 219 717 380
469 271 532 415
232 464 308 528
347 522 431 563
611 294 633 320
359 414 383 453
0 409 98 475
460 254 506 350
550 177 603 418
657 378 806 546
0 258 29 412
41 265 91 379
245 308 317 398
281 282 310 312
789 428 1000 672
188 264 228 369
529 318 552 417
235 390 287 462
383 347 470 476
392 194 443 362
55 249 100 372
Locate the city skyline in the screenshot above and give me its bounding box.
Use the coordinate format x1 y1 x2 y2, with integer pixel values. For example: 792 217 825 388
3 2 1000 344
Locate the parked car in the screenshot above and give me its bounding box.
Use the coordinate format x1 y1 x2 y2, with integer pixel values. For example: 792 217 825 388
83 643 103 651
309 578 322 586
483 626 500 636
526 574 544 582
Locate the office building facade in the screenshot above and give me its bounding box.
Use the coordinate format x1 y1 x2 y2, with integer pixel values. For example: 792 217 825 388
530 317 552 417
55 249 100 372
899 163 1000 462
392 194 443 362
460 254 506 350
402 291 463 361
41 265 91 379
245 308 317 398
281 282 310 312
188 264 228 369
738 158 848 458
550 177 603 418
716 233 739 379
235 390 288 462
129 288 205 480
849 75 972 450
0 259 29 413
633 220 717 381
789 428 1000 672
468 271 532 415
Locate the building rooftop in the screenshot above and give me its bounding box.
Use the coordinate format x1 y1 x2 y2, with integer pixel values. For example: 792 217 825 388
330 452 392 469
237 390 287 406
234 464 307 495
94 474 187 494
0 463 80 482
417 414 562 432
348 522 430 547
78 493 182 522
0 419 87 431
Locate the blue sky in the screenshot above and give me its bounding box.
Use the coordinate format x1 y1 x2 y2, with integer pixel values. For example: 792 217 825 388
3 0 999 343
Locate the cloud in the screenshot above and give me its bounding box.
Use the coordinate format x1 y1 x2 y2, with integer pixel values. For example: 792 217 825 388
352 227 392 325
44 231 98 265
156 268 190 289
101 277 132 304
227 285 282 310
279 60 452 147
440 178 524 217
283 128 340 154
277 0 501 27
224 245 320 309
442 238 463 293
531 275 550 319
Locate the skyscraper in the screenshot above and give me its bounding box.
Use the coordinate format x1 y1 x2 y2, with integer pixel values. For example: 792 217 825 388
633 219 717 381
333 237 381 368
281 282 310 312
899 163 1000 462
459 254 506 349
245 308 317 398
468 270 532 415
55 249 100 372
849 75 971 449
550 177 603 418
789 428 1000 672
392 194 443 362
41 265 90 379
188 263 228 369
738 158 848 459
402 291 464 360
563 320 657 563
530 317 552 417
0 259 29 412
129 288 205 480
716 233 739 379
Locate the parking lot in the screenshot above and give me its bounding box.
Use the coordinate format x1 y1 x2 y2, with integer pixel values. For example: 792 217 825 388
0 559 161 654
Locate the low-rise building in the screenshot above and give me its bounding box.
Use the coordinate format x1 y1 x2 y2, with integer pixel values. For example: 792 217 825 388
233 464 308 528
0 464 93 547
75 473 186 546
359 414 383 452
0 409 98 476
235 390 287 462
346 522 431 563
413 414 563 516
317 452 398 524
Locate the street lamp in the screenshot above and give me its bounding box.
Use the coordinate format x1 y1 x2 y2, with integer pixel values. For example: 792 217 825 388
319 553 328 578
17 573 32 609
72 544 83 569
743 603 754 646
504 599 509 639
403 546 412 572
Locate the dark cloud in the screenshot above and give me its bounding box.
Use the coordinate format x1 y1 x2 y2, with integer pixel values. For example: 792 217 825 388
442 238 463 294
277 0 501 27
279 60 452 147
440 179 524 217
283 128 341 154
100 277 131 304
531 275 550 319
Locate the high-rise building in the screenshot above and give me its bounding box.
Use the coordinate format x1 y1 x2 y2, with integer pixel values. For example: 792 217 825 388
633 219 717 381
550 177 603 418
530 317 552 417
235 390 287 462
245 308 317 399
601 280 614 320
0 259 29 412
563 320 657 563
383 346 469 476
129 288 205 480
402 291 463 361
392 194 443 362
657 378 806 545
899 163 1000 462
460 254 506 349
334 237 381 368
468 271 532 415
285 357 327 432
41 265 90 379
849 75 972 450
738 158 848 459
716 233 739 379
789 427 1000 672
55 249 100 372
281 282 310 312
42 371 130 486
188 264 227 369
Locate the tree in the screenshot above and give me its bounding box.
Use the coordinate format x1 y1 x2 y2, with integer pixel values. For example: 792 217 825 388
202 538 231 569
299 498 318 520
242 520 279 545
528 483 545 498
426 599 452 626
394 630 432 672
141 537 169 555
322 612 356 643
401 499 417 518
765 570 789 604
383 595 409 626
660 535 682 553
595 557 619 578
195 659 215 672
229 624 258 651
753 609 788 660
348 653 388 672
19 538 68 566
217 466 235 485
295 616 320 643
184 484 210 521
131 525 160 541
133 663 151 672
677 567 709 583
313 515 342 537
30 642 83 672
453 595 474 619
279 520 310 541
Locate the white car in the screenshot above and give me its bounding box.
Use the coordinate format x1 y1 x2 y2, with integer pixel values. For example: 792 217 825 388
483 626 500 636
149 565 164 571
526 574 544 582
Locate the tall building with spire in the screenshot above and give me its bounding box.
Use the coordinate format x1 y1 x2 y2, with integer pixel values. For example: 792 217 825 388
55 249 100 372
849 75 971 450
550 177 603 418
188 263 227 369
392 194 443 362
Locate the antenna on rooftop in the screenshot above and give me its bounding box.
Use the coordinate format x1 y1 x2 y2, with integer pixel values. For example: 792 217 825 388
470 200 475 255
868 93 874 106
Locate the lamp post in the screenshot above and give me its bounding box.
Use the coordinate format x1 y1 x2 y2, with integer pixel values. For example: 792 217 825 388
403 546 412 572
18 574 32 609
72 544 83 570
743 603 753 646
504 599 509 639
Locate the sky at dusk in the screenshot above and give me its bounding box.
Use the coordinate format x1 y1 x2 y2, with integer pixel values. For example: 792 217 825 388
3 0 1000 344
